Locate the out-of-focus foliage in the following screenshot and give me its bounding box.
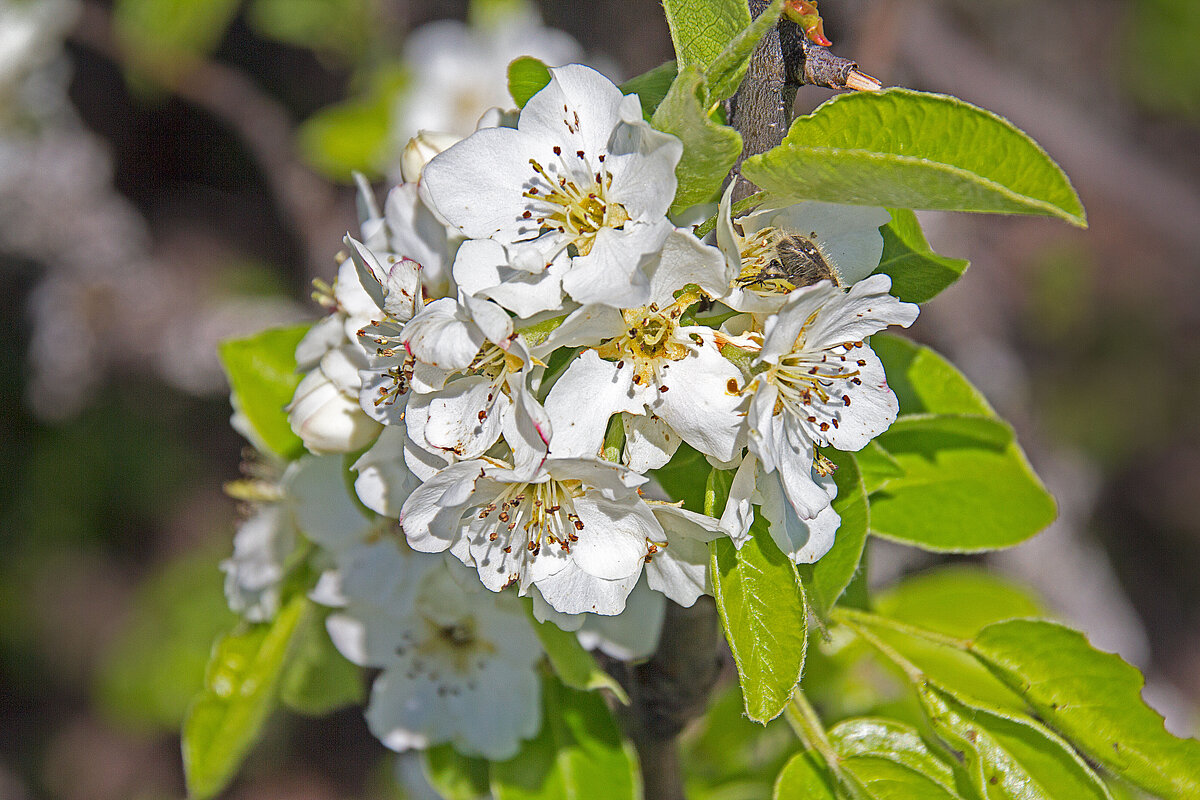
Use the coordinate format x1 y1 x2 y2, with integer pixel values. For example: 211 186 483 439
96 546 237 731
1125 0 1200 119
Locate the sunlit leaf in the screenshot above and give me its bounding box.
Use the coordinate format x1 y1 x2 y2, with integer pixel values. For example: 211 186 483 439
218 324 311 461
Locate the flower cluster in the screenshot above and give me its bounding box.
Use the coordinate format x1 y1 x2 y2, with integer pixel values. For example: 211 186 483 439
231 63 918 759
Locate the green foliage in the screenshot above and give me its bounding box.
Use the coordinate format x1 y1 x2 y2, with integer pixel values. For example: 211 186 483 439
490 676 639 800
651 442 711 512
742 89 1087 226
828 718 961 798
869 335 1057 551
1124 0 1200 119
279 607 364 716
424 745 491 800
297 66 405 182
183 596 311 800
218 323 310 461
705 0 785 103
528 610 630 704
971 620 1200 799
662 0 752 72
797 450 867 616
508 57 553 108
918 686 1112 800
620 61 678 119
774 751 838 799
96 547 238 731
874 567 1044 639
113 0 239 84
710 472 808 724
873 209 970 304
652 65 743 214
247 0 372 60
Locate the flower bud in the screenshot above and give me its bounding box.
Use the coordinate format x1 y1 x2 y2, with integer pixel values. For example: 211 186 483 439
400 130 460 183
287 365 382 454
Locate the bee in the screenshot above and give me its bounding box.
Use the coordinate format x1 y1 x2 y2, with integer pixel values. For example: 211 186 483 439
736 230 840 293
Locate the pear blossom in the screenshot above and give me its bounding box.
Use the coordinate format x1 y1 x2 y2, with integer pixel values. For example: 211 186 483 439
327 550 542 760
392 3 582 141
716 182 891 314
423 64 682 310
540 229 746 469
741 274 918 518
719 452 841 564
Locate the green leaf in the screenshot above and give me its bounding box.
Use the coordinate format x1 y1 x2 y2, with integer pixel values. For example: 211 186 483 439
652 65 743 214
971 619 1200 800
918 685 1112 800
508 56 552 108
829 718 959 796
662 0 751 71
423 744 491 800
850 616 1029 716
96 547 238 731
528 611 630 704
247 0 370 59
218 324 311 461
797 450 867 616
279 608 363 716
298 95 394 182
773 751 838 800
490 676 638 800
855 440 905 495
874 567 1044 639
884 413 1013 448
742 89 1086 226
842 757 965 800
114 0 239 83
652 442 712 513
873 209 969 304
682 682 799 789
620 60 678 119
710 473 808 723
182 596 311 800
869 336 1056 551
705 0 785 103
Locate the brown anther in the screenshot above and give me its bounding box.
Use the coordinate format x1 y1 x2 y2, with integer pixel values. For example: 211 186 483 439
478 410 487 422
576 150 584 158
498 511 509 522
659 385 669 393
820 422 830 431
857 359 867 366
843 395 851 406
617 360 625 368
573 519 585 531
568 533 578 542
553 146 562 155
522 210 532 219
727 378 740 393
489 532 499 541
503 546 512 553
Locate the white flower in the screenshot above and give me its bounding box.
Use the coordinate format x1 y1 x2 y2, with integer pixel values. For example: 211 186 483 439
540 228 745 469
400 450 666 616
288 345 382 454
222 503 294 622
423 64 682 310
533 577 667 661
742 274 918 518
354 174 455 300
392 4 582 141
716 182 890 314
328 554 543 760
399 130 460 184
222 455 381 618
719 453 841 564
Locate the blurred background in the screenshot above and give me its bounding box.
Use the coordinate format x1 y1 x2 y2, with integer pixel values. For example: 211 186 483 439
1 0 1197 797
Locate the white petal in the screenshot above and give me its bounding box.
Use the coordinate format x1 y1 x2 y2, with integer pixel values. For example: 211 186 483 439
646 227 729 306
654 339 746 463
365 670 446 752
576 578 665 660
421 125 543 242
719 454 758 547
417 376 509 459
810 346 899 451
503 377 552 480
622 412 679 472
534 303 624 354
288 369 382 454
759 470 840 563
353 426 421 518
534 561 640 616
569 494 660 581
461 294 513 345
398 461 482 552
284 456 374 552
561 220 669 307
454 239 565 318
521 64 629 163
605 111 682 221
544 351 641 460
401 297 483 370
758 281 843 364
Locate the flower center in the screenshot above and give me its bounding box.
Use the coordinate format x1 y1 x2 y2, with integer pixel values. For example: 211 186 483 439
468 341 521 385
476 478 585 558
415 616 496 677
595 294 702 388
766 323 868 430
523 148 630 258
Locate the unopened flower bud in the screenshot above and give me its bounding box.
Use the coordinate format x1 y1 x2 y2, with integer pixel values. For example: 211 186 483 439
400 130 460 183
